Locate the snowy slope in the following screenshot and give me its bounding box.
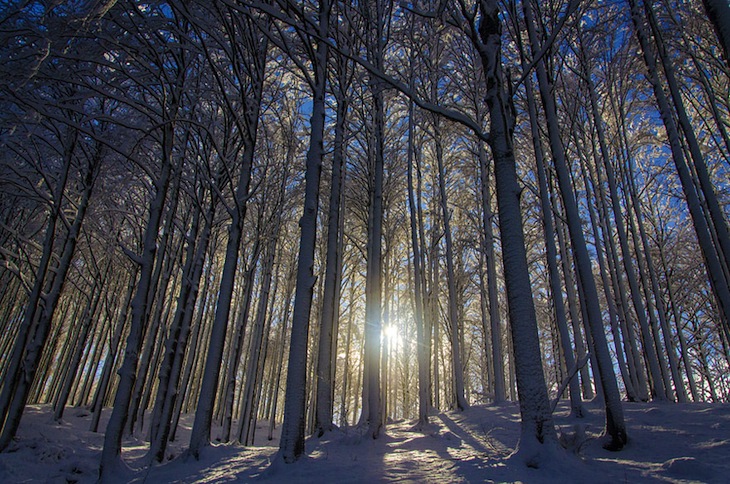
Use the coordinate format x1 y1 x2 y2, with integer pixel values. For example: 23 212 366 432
0 400 728 483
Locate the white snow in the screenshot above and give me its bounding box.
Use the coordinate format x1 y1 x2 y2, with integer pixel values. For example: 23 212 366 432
1 400 728 483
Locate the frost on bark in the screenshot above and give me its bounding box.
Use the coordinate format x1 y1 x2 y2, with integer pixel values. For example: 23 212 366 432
521 72 584 418
434 121 469 412
359 0 389 440
279 0 330 462
0 143 98 451
313 54 348 436
407 97 430 426
477 143 506 404
473 0 557 465
521 0 627 450
148 184 216 463
99 80 181 475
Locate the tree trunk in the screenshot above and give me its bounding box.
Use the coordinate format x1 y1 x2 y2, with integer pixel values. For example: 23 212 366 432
475 0 557 463
521 69 584 417
239 237 278 445
579 39 667 400
188 16 267 455
99 121 175 477
407 98 430 426
522 0 626 449
53 268 107 421
477 144 506 404
147 186 215 463
579 150 636 402
702 0 730 69
628 0 730 346
278 0 329 462
434 122 468 412
90 269 136 433
314 76 347 436
0 148 97 451
220 248 259 442
0 133 75 444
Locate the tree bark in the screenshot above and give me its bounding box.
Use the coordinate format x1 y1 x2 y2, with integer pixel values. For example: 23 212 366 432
433 122 468 411
522 70 584 417
313 68 347 436
100 118 176 478
188 9 267 456
522 0 626 449
702 0 730 70
278 0 330 462
474 0 557 463
628 0 730 348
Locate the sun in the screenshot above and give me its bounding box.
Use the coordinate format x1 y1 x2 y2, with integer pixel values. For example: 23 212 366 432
382 323 401 349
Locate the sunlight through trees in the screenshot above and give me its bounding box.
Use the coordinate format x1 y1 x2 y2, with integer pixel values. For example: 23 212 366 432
0 0 729 477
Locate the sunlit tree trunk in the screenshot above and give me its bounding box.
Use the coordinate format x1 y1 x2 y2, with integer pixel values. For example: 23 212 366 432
578 149 636 402
433 121 468 411
656 233 700 402
429 229 441 412
267 263 295 440
578 38 667 400
407 98 430 426
552 196 594 401
361 0 389 440
477 143 506 404
590 131 648 401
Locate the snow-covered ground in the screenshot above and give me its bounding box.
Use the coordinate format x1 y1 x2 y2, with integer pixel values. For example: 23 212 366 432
0 400 728 483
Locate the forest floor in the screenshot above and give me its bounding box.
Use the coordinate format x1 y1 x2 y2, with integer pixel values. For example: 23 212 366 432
0 399 728 483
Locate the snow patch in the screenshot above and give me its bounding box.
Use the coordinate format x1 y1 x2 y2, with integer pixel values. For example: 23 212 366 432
661 457 715 481
2 401 729 483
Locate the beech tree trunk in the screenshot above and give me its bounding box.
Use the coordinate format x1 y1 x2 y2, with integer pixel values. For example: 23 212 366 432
521 69 584 417
522 0 626 450
629 0 730 347
100 116 176 478
702 0 730 69
434 123 468 412
148 184 215 463
279 0 330 462
313 64 347 436
188 9 268 457
473 0 557 463
580 40 667 400
477 143 506 404
407 98 430 426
